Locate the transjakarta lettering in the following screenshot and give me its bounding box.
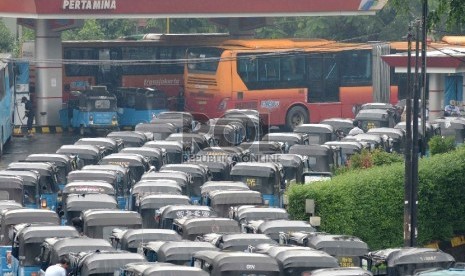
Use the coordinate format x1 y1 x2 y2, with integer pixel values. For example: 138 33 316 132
62 0 117 10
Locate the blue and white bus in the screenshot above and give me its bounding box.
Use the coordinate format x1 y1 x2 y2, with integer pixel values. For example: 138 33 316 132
0 54 15 156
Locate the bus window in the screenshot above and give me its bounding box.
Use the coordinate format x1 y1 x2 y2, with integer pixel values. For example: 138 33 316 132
281 56 305 81
340 50 372 86
238 55 258 82
187 48 222 73
258 57 280 81
122 46 158 75
64 48 98 77
173 47 186 73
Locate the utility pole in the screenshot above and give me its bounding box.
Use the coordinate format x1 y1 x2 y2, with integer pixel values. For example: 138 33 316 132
421 0 428 156
411 21 421 247
404 25 413 247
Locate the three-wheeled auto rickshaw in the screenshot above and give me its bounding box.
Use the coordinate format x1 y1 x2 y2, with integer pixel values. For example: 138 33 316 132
7 162 61 211
37 237 113 273
188 152 234 181
143 141 184 164
129 180 182 211
207 118 245 146
25 154 77 190
69 251 146 276
165 133 213 157
0 200 22 212
192 251 280 275
56 144 105 168
67 86 119 135
172 217 240 241
155 205 216 229
0 171 40 209
99 153 151 182
200 181 249 205
205 233 277 251
239 141 285 157
294 124 334 145
223 109 264 141
135 122 177 140
147 241 218 265
365 247 455 276
139 194 190 229
74 137 124 155
67 170 118 187
262 133 308 152
151 111 195 133
121 147 166 170
205 190 263 217
63 193 118 226
0 175 24 206
320 118 354 138
81 164 134 209
141 171 190 194
121 262 209 276
288 144 340 172
111 228 181 252
244 220 315 241
160 164 211 203
107 131 150 147
80 209 142 240
56 145 105 170
11 224 79 276
0 209 59 275
342 133 387 151
230 206 289 228
230 162 284 207
201 146 249 163
115 87 168 127
355 109 397 132
260 154 306 184
284 232 369 267
367 127 406 153
263 246 340 275
324 141 363 166
62 181 115 208
311 267 374 276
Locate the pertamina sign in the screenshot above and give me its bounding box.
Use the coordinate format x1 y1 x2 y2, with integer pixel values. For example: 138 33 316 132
62 0 117 10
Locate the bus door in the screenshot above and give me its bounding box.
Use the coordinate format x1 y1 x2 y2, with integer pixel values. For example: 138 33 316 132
307 53 339 103
97 48 122 90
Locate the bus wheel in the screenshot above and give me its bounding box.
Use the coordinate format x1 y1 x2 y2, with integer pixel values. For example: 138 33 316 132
286 106 308 131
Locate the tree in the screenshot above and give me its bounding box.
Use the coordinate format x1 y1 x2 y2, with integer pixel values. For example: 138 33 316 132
0 20 14 52
62 19 105 40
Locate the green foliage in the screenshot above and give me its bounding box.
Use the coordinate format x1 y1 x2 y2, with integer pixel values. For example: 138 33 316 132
288 146 465 250
428 135 456 156
371 149 404 166
62 19 105 40
334 149 403 175
0 20 14 53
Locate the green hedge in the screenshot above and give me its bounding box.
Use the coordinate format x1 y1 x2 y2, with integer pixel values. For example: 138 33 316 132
287 146 465 250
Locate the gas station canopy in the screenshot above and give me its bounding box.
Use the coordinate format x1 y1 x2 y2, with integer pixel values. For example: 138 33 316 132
0 0 388 19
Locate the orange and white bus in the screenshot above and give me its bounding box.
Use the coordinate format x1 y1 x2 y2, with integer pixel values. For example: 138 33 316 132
184 39 399 129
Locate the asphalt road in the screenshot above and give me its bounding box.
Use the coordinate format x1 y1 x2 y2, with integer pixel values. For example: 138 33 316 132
0 132 81 169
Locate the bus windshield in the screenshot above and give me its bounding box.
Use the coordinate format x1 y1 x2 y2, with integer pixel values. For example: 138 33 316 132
187 47 223 73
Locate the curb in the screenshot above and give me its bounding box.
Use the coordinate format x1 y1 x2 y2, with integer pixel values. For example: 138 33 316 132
14 125 63 135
